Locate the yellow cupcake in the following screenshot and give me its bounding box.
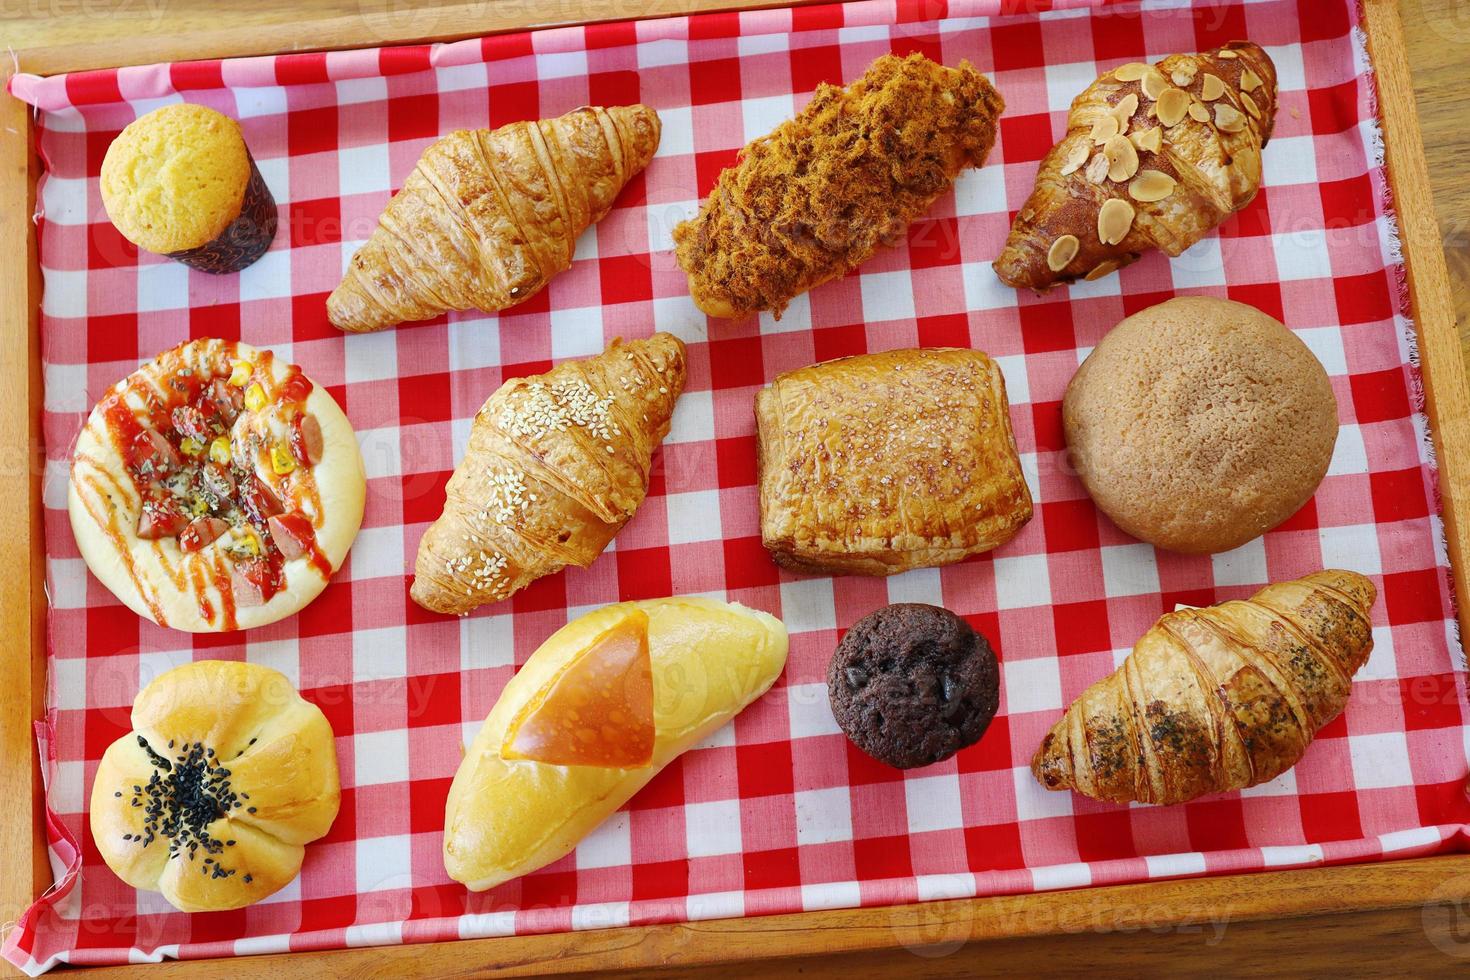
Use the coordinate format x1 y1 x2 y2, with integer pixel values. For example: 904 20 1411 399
100 104 276 272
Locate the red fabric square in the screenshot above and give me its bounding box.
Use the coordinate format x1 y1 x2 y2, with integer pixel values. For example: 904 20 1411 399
290 197 343 249
1333 270 1394 325
737 740 795 798
1319 173 1375 229
690 58 743 105
599 253 654 306
1297 790 1364 843
617 546 674 600
916 312 969 348
990 20 1045 73
1382 569 1446 626
288 105 340 158
743 847 802 890
1371 468 1430 525
1042 499 1099 553
409 777 453 836
707 336 765 389
965 822 1023 873
387 93 440 144
998 111 1055 165
853 834 913 880
791 44 845 94
1399 674 1465 732
1052 599 1110 656
812 323 869 363
489 81 541 128
1349 367 1412 424
407 672 460 728
723 536 780 590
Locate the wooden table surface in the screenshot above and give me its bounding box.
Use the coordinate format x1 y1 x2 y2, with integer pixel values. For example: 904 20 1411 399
3 1 1469 976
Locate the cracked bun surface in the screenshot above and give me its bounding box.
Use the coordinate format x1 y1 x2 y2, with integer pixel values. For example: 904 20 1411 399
1063 296 1337 555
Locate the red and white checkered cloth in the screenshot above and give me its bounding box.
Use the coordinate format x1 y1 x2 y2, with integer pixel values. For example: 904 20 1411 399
6 0 1469 972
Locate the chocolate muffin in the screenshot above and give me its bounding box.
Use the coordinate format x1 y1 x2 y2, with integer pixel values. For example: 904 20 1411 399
827 603 999 769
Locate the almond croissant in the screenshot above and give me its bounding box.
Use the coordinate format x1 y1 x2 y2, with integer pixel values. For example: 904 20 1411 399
1032 570 1376 806
411 333 686 615
329 105 661 332
994 41 1276 291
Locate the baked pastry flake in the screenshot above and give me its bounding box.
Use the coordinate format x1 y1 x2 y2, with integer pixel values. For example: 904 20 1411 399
757 347 1032 576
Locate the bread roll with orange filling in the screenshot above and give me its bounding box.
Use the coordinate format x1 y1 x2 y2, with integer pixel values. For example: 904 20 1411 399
443 597 788 890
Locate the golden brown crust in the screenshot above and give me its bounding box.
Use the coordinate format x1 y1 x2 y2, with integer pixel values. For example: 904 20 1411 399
673 53 1004 320
411 333 686 615
757 347 1032 576
993 41 1277 291
328 104 661 332
1063 297 1338 555
1031 570 1376 806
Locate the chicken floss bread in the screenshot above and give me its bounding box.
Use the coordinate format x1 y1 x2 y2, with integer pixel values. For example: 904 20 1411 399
757 347 1032 576
101 103 278 273
673 52 1004 319
444 597 787 890
1063 297 1337 554
90 661 341 911
1033 570 1376 805
68 338 366 631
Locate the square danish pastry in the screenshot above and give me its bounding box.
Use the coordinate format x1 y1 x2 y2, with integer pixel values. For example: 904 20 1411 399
756 347 1032 576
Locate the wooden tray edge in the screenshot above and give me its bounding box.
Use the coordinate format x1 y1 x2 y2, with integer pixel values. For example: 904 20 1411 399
4 0 1469 975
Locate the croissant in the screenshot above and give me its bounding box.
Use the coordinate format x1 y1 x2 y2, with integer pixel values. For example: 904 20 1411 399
411 333 686 615
328 105 661 332
994 41 1276 291
1032 570 1376 806
672 52 1003 320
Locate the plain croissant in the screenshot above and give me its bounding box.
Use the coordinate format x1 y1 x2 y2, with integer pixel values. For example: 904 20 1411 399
328 105 661 332
994 41 1276 290
411 333 686 615
1032 570 1376 806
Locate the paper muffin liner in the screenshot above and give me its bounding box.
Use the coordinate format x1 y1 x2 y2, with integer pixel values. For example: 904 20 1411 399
166 154 278 274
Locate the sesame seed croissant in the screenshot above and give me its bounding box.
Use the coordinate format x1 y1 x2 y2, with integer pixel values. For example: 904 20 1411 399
1032 570 1377 806
411 333 686 615
994 41 1277 291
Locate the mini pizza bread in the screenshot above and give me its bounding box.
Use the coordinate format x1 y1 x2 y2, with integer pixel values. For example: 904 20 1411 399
68 338 365 632
756 347 1033 576
444 597 787 891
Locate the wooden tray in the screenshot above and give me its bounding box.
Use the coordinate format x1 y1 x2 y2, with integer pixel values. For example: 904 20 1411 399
3 1 1469 974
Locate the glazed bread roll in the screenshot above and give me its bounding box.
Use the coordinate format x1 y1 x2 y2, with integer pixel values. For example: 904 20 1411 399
444 597 788 890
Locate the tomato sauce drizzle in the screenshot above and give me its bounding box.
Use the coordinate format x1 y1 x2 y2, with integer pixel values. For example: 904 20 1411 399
88 339 333 629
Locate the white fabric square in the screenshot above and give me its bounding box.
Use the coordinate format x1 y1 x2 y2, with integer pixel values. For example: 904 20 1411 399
571 902 630 932
666 388 715 444
352 625 408 681
1211 536 1267 587
356 426 403 480
353 728 410 787
1260 843 1324 867
1327 423 1369 476
43 361 88 413
432 63 487 95
535 49 589 80
685 798 743 857
576 811 632 869
247 639 300 689
1263 134 1319 186
1319 524 1382 577
549 306 607 359
1144 852 1207 878
446 315 502 371
1044 60 1097 113
461 612 515 670
342 328 400 383
1273 228 1335 282
801 880 861 912
637 38 690 70
759 291 812 335
346 921 403 948
887 567 942 606
795 786 853 845
1295 325 1348 376
1349 732 1414 790
356 834 412 893
233 86 287 119
653 106 694 158
1168 235 1227 289
742 94 796 143
347 525 406 582
1101 543 1161 597
1030 861 1091 891
962 261 1018 311
665 490 723 544
995 354 1029 406
779 577 836 634
1001 657 1062 716
859 269 917 323
239 246 292 302
338 142 391 197
135 261 189 313
904 775 964 834
787 682 842 740
994 553 1051 608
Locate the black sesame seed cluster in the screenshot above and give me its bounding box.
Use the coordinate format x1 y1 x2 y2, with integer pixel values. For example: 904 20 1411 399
118 735 259 883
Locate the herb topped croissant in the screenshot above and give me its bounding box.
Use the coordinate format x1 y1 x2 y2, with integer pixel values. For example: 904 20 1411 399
994 41 1277 290
1032 570 1376 806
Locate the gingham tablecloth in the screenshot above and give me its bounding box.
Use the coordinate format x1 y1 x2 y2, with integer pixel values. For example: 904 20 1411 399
6 0 1470 972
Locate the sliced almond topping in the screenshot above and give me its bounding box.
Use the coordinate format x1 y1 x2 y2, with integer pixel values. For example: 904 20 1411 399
1097 198 1135 245
1113 62 1151 82
1241 67 1263 92
1199 74 1226 101
1157 87 1191 127
1171 68 1195 87
1090 114 1120 145
1128 169 1176 203
1084 260 1120 281
1215 102 1247 133
1059 140 1091 176
1104 134 1140 182
1217 48 1239 59
1112 92 1140 128
1188 100 1211 123
1241 91 1261 119
1084 151 1110 184
1130 125 1163 154
1047 234 1080 272
1141 70 1169 101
